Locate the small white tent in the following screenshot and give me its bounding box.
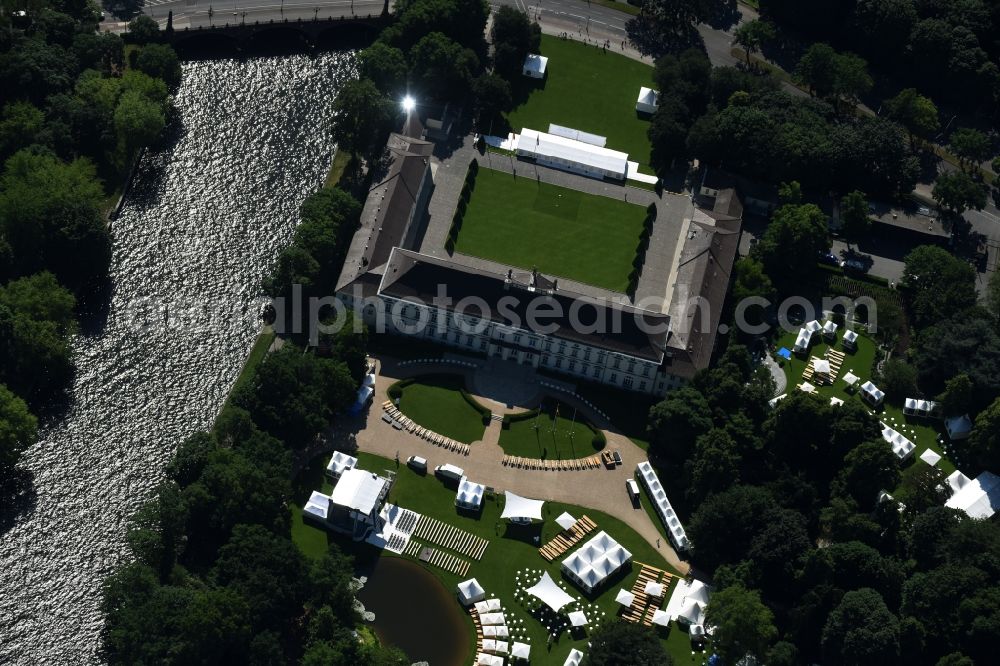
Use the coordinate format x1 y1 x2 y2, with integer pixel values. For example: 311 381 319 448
457 578 486 606
511 642 531 660
651 609 671 626
946 414 973 440
635 87 659 114
615 588 635 607
568 610 588 627
523 53 548 78
555 511 577 531
563 648 584 666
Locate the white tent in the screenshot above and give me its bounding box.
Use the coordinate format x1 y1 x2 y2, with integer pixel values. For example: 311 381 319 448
511 642 531 660
842 329 859 348
483 625 510 638
522 53 548 78
568 610 588 627
635 86 659 114
555 512 577 531
563 649 584 666
793 327 812 353
946 471 1000 519
478 654 504 666
475 598 502 614
524 571 575 612
920 448 942 466
501 491 545 521
644 581 664 596
812 358 832 375
860 380 885 406
946 414 973 440
457 578 486 606
799 381 816 394
823 320 838 338
330 468 387 515
561 531 633 592
325 450 357 478
514 128 629 181
830 397 845 407
768 393 787 408
480 612 506 625
804 319 822 333
677 599 704 626
456 476 486 510
615 588 635 607
651 609 671 626
686 579 710 604
947 470 972 495
843 371 860 387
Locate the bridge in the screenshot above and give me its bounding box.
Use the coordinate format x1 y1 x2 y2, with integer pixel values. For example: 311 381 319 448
103 0 391 47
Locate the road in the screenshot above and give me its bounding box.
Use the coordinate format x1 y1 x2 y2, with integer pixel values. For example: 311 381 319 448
105 0 386 30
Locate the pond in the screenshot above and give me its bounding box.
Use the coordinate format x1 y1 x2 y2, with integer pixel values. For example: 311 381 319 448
357 556 471 665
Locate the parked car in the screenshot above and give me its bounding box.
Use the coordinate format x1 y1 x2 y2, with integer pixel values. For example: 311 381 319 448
407 456 427 473
841 258 867 272
626 478 640 502
819 251 840 266
434 463 464 482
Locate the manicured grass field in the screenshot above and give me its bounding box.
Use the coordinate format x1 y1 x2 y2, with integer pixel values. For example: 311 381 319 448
398 375 487 444
504 34 656 170
775 328 961 494
499 408 602 460
454 169 645 292
291 451 694 666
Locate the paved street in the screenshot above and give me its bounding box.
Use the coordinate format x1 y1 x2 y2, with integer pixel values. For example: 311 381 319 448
344 355 691 574
105 0 386 30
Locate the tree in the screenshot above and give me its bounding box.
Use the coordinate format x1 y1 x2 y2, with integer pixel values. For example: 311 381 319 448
755 203 830 292
128 15 161 44
358 42 408 95
937 374 973 416
879 359 918 401
732 257 775 307
134 44 182 89
796 43 838 98
114 90 166 166
778 180 802 205
839 190 870 247
885 88 939 142
471 73 512 124
832 440 901 509
988 269 1000 323
933 170 988 214
491 6 539 79
685 428 741 503
626 0 731 56
732 20 775 66
409 32 479 100
822 588 900 665
915 313 1000 396
586 621 671 666
832 52 872 104
0 271 77 336
901 246 977 329
968 397 1000 470
0 383 37 479
646 387 712 461
330 79 391 158
950 127 991 168
705 585 778 663
0 101 45 158
688 485 782 570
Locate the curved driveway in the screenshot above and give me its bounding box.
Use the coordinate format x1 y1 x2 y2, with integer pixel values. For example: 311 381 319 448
350 356 690 574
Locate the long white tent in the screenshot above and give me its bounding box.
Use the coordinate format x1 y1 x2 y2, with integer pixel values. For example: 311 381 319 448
524 571 576 612
501 491 545 521
514 128 629 181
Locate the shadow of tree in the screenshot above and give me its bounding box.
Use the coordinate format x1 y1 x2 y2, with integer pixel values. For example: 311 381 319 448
0 468 37 538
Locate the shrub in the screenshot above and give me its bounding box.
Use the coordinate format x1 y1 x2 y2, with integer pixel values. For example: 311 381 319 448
461 182 472 201
591 429 607 451
646 202 657 218
469 158 479 176
387 377 415 400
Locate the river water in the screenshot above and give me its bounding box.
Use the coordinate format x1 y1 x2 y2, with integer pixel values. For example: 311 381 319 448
0 52 356 664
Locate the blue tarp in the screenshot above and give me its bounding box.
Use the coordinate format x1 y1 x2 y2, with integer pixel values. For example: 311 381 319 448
777 347 792 360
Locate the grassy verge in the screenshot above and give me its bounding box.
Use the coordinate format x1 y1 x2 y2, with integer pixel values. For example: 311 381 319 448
500 404 604 459
393 374 488 443
454 168 646 292
214 326 275 426
324 149 353 188
291 450 685 666
505 34 656 168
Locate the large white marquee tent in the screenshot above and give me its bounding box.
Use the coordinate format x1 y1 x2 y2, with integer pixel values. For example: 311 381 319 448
524 571 576 612
501 491 545 521
561 531 633 592
946 471 1000 519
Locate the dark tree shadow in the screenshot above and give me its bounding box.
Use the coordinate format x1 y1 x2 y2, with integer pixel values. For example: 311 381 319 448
625 16 705 59
702 0 740 31
0 468 37 538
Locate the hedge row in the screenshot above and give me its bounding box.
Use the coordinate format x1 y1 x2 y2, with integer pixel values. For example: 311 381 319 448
446 159 479 254
386 377 416 400
459 386 493 425
627 206 657 296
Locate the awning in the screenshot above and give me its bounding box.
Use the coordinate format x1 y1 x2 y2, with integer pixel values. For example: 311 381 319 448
569 610 588 627
555 511 577 531
615 588 635 607
501 491 545 521
524 571 575 612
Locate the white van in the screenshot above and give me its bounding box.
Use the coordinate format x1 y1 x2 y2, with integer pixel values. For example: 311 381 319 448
626 478 641 502
434 463 465 482
407 455 427 472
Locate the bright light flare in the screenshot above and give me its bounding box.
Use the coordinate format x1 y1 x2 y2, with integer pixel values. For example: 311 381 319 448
402 95 416 112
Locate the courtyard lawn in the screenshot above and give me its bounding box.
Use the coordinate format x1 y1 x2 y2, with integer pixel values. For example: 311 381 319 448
455 169 645 292
504 34 656 170
292 451 695 666
775 329 960 494
499 406 603 460
397 375 487 444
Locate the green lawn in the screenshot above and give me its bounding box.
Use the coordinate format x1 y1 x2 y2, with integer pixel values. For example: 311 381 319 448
398 375 487 444
505 34 656 170
292 451 693 666
775 328 959 493
499 407 602 460
214 326 275 427
455 169 645 292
